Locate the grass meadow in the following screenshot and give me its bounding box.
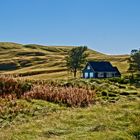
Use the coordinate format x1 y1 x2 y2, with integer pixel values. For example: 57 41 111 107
0 75 140 140
0 42 139 140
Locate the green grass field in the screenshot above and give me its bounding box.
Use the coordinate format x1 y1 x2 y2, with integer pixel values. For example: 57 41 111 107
1 98 140 140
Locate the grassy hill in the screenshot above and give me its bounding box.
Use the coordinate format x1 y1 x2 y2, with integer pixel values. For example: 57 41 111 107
0 42 129 79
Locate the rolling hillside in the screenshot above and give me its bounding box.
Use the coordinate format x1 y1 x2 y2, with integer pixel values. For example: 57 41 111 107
0 42 129 79
1 43 140 140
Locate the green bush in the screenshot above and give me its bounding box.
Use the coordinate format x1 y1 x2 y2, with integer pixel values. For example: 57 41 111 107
108 93 117 97
129 127 140 140
102 91 108 96
120 91 130 96
109 77 130 84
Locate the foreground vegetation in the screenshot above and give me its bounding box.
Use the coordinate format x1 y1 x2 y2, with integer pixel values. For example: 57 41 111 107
0 75 140 140
1 97 140 140
0 42 139 140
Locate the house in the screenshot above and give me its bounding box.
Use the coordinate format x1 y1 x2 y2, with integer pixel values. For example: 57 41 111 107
82 61 121 78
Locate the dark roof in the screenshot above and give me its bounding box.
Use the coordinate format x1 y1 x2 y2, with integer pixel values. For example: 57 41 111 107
113 66 121 75
88 61 118 72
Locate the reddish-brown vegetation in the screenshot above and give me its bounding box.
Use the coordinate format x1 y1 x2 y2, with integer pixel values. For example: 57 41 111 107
24 85 95 107
0 75 31 98
0 75 95 107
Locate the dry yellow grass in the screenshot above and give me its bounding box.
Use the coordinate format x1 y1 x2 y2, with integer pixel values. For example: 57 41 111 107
0 42 129 79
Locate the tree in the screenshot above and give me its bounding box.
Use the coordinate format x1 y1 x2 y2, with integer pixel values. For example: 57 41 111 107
66 46 88 78
128 49 140 78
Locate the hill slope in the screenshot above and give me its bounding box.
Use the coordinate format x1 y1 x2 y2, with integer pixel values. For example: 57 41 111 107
0 42 129 79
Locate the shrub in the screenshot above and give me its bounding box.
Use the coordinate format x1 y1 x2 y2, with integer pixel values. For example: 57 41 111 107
0 98 51 128
120 90 138 96
108 93 117 97
129 127 140 140
120 91 130 96
24 85 95 107
102 91 108 96
0 75 32 98
109 77 130 84
118 85 126 89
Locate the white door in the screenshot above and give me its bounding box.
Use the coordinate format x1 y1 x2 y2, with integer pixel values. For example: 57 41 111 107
85 72 88 78
89 72 94 78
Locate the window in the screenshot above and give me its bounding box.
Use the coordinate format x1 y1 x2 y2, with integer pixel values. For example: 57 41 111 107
98 72 104 78
106 72 114 78
84 72 89 78
89 72 94 78
87 65 90 70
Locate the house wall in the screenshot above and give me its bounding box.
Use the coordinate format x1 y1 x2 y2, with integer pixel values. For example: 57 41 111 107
83 70 118 78
83 70 95 78
106 72 116 78
97 72 119 78
82 63 121 79
82 64 95 78
97 72 104 78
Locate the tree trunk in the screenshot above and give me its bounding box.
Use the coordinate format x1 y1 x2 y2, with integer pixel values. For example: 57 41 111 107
74 69 77 78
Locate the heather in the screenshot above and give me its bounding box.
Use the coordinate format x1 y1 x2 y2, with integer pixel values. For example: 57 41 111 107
24 85 95 107
0 75 31 98
0 75 140 140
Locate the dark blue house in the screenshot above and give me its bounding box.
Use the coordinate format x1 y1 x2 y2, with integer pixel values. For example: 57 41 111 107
82 61 121 78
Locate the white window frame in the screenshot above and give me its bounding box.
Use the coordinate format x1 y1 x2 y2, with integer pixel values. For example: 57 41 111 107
89 72 94 78
85 72 89 78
